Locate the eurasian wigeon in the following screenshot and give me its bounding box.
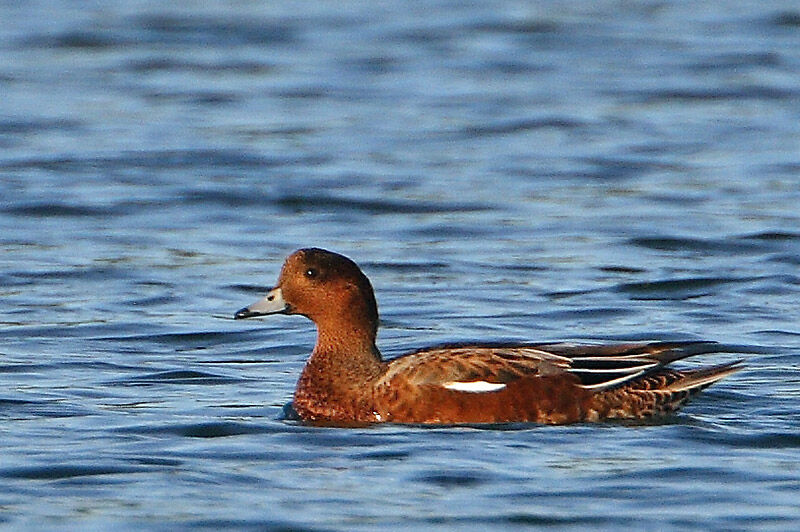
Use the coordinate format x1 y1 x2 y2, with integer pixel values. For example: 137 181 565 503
234 248 742 425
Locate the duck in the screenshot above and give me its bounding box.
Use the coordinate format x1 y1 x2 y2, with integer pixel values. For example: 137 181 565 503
234 247 742 425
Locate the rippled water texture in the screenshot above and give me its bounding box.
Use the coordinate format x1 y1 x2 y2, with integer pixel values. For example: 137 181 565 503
2 1 800 530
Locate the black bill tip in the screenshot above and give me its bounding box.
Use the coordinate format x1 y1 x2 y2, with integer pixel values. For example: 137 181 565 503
234 307 260 320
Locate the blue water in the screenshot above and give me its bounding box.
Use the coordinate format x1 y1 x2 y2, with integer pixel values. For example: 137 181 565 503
2 1 800 530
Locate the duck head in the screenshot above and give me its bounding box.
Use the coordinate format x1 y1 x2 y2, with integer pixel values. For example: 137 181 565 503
234 248 380 344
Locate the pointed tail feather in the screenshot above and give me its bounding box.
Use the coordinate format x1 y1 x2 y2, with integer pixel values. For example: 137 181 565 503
666 360 745 393
635 341 725 365
568 341 736 391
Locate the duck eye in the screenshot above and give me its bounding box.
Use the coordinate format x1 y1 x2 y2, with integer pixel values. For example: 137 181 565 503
305 268 318 279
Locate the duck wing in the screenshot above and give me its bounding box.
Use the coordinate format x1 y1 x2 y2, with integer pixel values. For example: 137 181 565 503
379 341 741 392
379 345 571 389
533 340 743 390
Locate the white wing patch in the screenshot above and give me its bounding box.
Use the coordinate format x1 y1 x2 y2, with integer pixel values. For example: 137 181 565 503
442 380 507 393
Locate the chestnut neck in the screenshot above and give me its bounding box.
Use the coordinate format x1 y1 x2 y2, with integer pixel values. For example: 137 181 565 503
304 317 384 384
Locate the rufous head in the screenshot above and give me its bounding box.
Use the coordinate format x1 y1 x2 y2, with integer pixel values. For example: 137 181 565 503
234 248 379 342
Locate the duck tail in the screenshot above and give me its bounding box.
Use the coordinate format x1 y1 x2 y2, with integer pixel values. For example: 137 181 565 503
665 360 745 393
586 359 744 420
635 340 725 365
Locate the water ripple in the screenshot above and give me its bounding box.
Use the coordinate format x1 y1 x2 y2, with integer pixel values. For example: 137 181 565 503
114 421 277 439
2 0 799 529
113 370 243 386
275 194 491 215
1 464 151 480
0 150 328 171
616 276 756 300
629 237 765 254
3 203 115 218
462 116 586 137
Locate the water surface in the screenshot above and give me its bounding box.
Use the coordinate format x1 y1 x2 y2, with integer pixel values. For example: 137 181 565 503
2 1 800 530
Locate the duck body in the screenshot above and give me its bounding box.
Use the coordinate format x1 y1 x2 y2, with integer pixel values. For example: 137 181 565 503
234 248 742 426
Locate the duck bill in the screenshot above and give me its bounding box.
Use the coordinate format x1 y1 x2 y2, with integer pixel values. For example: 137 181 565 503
234 287 288 319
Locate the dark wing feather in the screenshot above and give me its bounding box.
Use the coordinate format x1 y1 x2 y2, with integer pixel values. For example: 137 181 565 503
544 341 735 390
